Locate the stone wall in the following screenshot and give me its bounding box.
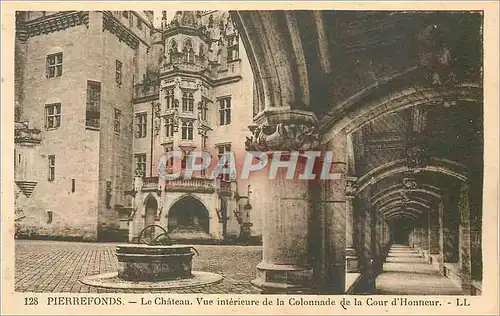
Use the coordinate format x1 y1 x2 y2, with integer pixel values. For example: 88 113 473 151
14 11 149 241
15 17 102 240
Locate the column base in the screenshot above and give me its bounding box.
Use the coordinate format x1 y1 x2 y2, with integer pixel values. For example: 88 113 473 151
346 247 359 273
250 262 313 294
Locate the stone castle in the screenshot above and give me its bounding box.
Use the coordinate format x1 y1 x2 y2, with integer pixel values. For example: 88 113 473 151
14 10 259 242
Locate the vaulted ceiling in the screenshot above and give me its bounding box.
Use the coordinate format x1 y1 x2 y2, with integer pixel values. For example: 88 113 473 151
232 10 483 224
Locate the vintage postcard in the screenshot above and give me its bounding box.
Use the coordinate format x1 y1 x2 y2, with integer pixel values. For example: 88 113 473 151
1 1 499 315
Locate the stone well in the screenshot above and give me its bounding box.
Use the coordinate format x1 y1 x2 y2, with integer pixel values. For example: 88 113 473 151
79 225 222 290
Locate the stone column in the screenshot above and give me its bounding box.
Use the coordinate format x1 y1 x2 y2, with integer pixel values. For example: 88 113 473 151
438 199 445 272
443 194 460 264
249 152 312 293
246 113 320 294
459 183 472 294
380 218 388 261
384 220 390 250
346 180 359 273
314 133 348 293
413 228 421 251
421 213 430 259
429 205 441 265
372 210 383 274
357 190 375 293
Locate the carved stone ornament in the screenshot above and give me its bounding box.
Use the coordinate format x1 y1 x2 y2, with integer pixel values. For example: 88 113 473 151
135 168 145 178
400 190 410 203
418 24 458 87
405 145 429 171
154 102 161 118
245 122 320 151
402 177 418 189
15 122 42 144
346 177 358 197
154 119 160 138
173 106 180 131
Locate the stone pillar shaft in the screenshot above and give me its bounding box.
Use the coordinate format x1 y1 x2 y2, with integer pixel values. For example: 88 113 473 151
251 154 312 293
346 196 359 273
314 134 347 293
438 199 445 271
459 183 472 294
429 208 440 254
246 106 321 293
443 194 460 263
357 190 375 293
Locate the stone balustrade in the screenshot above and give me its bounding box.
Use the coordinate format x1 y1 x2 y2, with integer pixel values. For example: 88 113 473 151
164 177 215 194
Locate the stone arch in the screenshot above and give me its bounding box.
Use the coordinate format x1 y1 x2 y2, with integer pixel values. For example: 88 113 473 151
320 66 481 140
183 38 194 63
386 211 419 221
168 39 178 63
169 39 178 52
355 158 467 194
377 195 433 210
183 38 193 50
379 200 431 215
167 194 210 236
372 184 441 205
383 207 424 219
142 194 158 241
163 193 212 217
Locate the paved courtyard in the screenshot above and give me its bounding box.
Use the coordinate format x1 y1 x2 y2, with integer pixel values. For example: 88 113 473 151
15 240 262 294
15 240 461 295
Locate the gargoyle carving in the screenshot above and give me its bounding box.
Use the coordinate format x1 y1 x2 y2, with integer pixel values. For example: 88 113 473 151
245 122 320 151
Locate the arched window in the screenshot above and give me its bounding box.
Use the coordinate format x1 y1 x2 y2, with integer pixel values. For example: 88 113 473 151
199 44 205 58
183 39 194 63
181 121 194 140
165 117 174 138
169 40 178 63
170 40 178 52
165 88 174 109
182 91 194 112
227 35 239 62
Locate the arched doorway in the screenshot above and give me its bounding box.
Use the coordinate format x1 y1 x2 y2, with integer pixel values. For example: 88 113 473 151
168 196 210 238
143 196 158 242
391 220 413 245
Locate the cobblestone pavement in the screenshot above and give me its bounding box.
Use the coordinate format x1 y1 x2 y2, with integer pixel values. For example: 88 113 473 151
15 240 262 294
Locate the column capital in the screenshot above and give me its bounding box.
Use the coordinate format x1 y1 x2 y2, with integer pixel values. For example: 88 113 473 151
245 110 320 151
346 176 358 198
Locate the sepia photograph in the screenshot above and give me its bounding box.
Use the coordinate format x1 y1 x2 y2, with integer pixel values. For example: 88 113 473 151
2 2 499 315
